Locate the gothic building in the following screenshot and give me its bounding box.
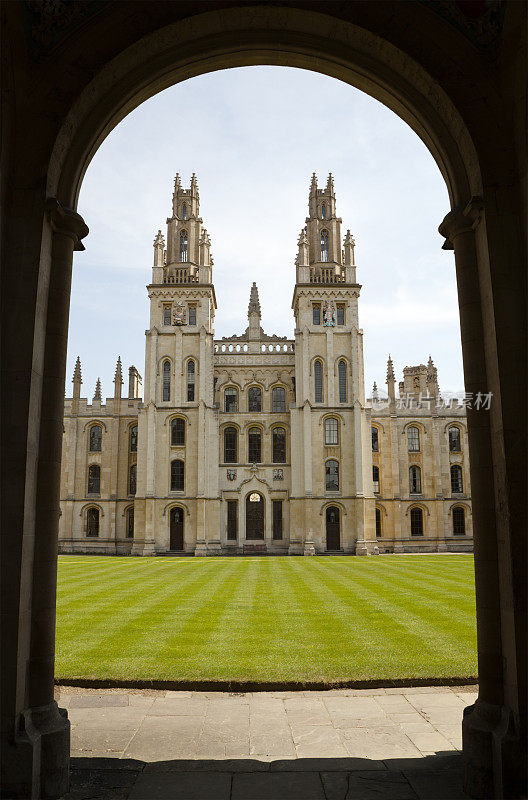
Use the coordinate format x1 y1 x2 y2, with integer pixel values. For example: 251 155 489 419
59 174 472 555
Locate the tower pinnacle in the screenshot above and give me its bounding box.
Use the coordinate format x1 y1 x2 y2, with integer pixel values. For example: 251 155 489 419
114 356 123 402
248 282 261 318
93 378 101 401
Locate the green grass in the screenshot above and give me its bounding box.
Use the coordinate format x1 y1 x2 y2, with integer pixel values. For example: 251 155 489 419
55 555 477 683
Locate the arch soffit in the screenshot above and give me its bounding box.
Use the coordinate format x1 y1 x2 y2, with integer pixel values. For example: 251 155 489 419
162 501 191 517
444 420 466 434
371 420 385 434
405 503 430 516
403 420 427 434
49 6 481 213
319 501 347 516
122 503 135 517
375 502 389 517
80 502 104 516
319 413 344 427
165 412 190 427
83 420 108 432
449 501 472 515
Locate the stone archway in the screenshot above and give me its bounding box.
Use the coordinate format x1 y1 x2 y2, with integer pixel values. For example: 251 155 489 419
2 4 525 798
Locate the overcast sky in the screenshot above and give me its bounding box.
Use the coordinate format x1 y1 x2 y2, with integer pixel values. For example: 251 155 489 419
69 66 464 401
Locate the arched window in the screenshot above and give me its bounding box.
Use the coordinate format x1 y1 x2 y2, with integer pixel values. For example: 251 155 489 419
129 464 137 495
248 427 261 463
87 464 100 494
162 360 171 402
448 426 461 452
171 418 185 446
452 506 466 536
372 426 379 452
224 387 238 412
272 427 286 463
170 459 184 491
372 465 380 492
314 360 323 403
126 506 134 539
320 229 329 262
272 386 286 412
86 507 99 538
182 203 187 220
451 464 463 493
410 507 424 536
325 459 339 492
375 508 382 538
407 425 420 452
130 425 138 452
409 465 422 494
224 427 238 463
187 360 195 401
179 230 188 262
321 203 326 219
324 417 338 445
89 424 102 452
248 386 262 412
338 360 347 402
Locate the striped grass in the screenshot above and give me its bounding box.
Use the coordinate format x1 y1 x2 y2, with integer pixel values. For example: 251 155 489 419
55 555 477 682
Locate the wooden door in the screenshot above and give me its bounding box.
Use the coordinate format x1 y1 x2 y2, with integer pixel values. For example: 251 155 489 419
169 507 184 550
245 493 264 540
326 506 340 550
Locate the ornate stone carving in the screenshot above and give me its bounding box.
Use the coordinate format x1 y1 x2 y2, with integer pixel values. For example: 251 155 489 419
172 301 186 325
323 299 336 326
227 469 237 481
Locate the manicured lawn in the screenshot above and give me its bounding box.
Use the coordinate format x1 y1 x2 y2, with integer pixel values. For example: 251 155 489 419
55 555 477 683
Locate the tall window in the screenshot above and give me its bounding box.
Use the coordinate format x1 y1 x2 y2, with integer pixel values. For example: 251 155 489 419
272 386 286 412
337 304 345 326
375 508 382 538
448 427 461 452
451 464 463 493
130 425 138 452
338 360 347 402
372 465 380 493
129 464 137 495
452 506 466 535
224 387 238 412
407 425 420 452
273 500 283 540
224 427 238 463
163 305 172 326
187 360 195 402
272 427 286 463
89 425 102 452
321 203 326 219
227 500 238 540
182 203 187 220
86 507 99 537
179 230 188 262
170 459 184 491
324 417 338 445
320 230 329 262
162 360 171 402
409 465 422 494
171 418 185 446
313 304 321 325
248 386 262 412
87 464 100 494
372 426 379 452
314 360 323 403
325 459 339 491
126 506 134 538
248 427 261 463
188 306 197 326
410 507 424 536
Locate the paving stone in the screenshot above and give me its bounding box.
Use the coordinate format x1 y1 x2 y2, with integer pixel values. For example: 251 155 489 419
69 694 129 708
250 732 295 757
320 771 350 800
404 730 456 754
62 767 139 800
143 758 269 772
70 757 144 771
67 707 146 729
269 757 385 772
285 706 332 726
404 767 466 799
291 725 349 758
345 770 420 799
129 770 232 799
147 697 208 716
123 715 204 760
70 728 136 756
128 695 156 708
341 727 423 760
232 771 325 799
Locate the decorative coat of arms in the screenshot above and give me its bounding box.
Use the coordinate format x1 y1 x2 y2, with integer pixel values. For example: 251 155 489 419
227 469 237 481
273 469 284 481
172 301 186 325
322 300 336 327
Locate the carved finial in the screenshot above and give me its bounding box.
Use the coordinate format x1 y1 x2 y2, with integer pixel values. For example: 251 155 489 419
114 356 123 385
310 172 317 192
386 354 395 383
154 229 165 247
93 378 101 401
344 229 355 246
190 172 198 192
427 354 435 370
326 173 334 192
372 381 379 400
174 173 181 190
248 282 261 318
72 356 82 384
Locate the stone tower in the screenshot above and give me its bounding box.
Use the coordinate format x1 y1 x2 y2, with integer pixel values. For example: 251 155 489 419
134 174 219 555
290 174 376 553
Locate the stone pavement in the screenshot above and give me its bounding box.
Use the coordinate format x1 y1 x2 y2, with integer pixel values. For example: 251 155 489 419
58 685 476 799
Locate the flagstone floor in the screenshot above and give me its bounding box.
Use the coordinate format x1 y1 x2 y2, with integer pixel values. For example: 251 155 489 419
58 685 476 799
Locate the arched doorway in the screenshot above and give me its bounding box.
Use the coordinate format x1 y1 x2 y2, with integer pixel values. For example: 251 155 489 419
169 507 184 550
245 492 264 540
325 506 340 550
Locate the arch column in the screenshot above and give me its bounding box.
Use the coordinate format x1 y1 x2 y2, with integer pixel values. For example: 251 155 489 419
440 198 526 799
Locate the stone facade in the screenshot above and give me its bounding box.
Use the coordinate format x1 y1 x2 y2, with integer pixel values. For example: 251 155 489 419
59 174 472 555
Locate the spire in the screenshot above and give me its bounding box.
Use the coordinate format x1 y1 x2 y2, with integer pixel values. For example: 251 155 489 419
248 282 261 318
326 172 335 194
93 378 101 401
310 172 317 195
372 381 379 401
72 356 82 412
72 356 82 385
343 229 356 267
426 355 439 397
174 173 181 190
386 355 396 402
190 172 199 196
153 229 165 267
114 356 123 402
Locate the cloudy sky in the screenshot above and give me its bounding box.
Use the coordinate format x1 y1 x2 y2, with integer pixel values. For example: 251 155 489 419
69 66 463 400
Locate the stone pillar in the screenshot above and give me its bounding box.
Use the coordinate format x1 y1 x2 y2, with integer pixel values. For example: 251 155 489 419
440 198 526 799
